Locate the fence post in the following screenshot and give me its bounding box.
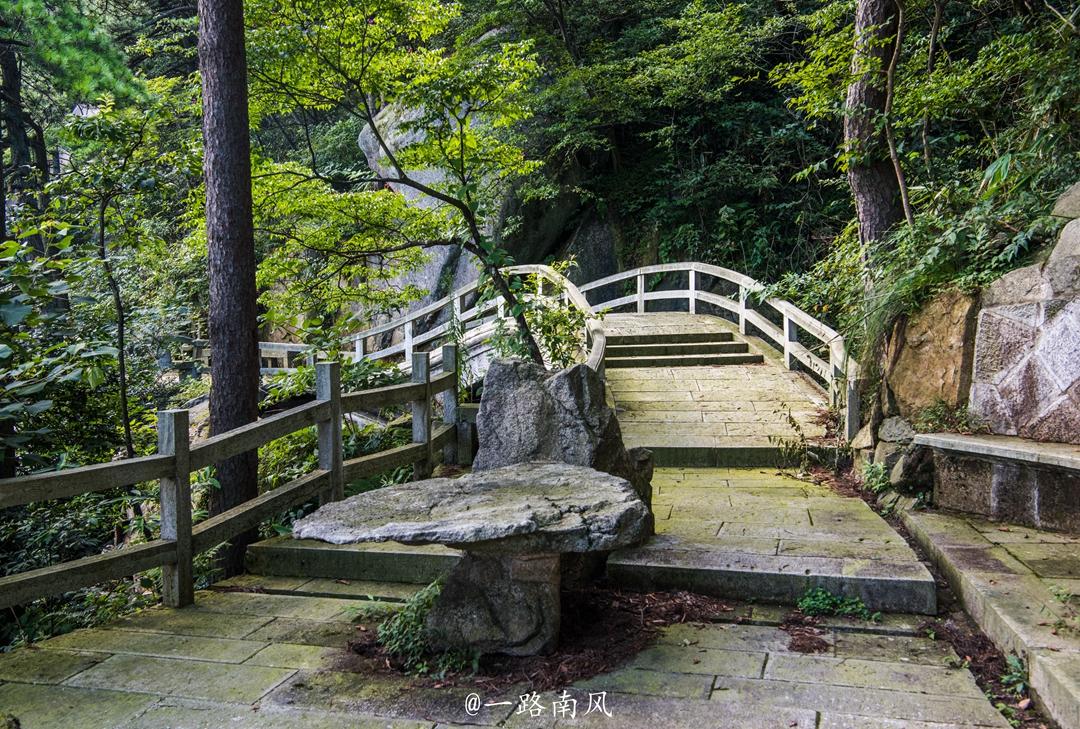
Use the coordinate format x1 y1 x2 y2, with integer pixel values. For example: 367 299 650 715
688 268 697 315
411 351 432 479
738 286 748 335
159 409 193 608
783 314 798 370
316 362 343 503
846 371 862 442
636 274 645 314
441 344 459 466
354 336 364 363
404 321 414 365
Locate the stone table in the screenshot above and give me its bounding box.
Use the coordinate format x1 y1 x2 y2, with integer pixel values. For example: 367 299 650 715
292 462 650 655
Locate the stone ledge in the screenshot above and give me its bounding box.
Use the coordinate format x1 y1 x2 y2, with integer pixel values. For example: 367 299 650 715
913 433 1080 472
902 509 1080 729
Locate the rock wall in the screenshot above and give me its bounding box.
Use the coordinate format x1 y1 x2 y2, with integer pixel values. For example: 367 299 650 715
969 211 1080 444
855 181 1080 487
883 290 979 420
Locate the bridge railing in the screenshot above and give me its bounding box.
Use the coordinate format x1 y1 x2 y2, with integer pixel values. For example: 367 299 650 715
191 265 605 376
578 262 861 440
0 346 461 611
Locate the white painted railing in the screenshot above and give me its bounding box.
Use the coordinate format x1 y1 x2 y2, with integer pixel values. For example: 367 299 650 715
199 261 857 439
579 262 860 439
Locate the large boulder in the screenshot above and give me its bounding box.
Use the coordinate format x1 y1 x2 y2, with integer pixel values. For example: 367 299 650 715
969 215 1080 444
473 360 655 509
883 289 979 419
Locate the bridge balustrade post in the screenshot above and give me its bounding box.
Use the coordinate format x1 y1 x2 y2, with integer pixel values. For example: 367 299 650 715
738 287 748 335
783 314 798 370
636 274 645 314
441 344 459 466
411 352 433 479
159 409 194 608
688 268 697 315
846 373 862 442
316 362 343 503
404 321 414 364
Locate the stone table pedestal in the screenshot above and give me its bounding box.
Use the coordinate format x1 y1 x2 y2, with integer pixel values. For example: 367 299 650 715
292 462 649 656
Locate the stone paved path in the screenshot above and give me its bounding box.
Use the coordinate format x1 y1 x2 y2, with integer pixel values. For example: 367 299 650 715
0 583 1009 728
608 468 936 613
0 312 1018 728
603 314 827 457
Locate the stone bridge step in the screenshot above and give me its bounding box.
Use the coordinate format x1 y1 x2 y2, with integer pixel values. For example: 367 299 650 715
607 468 938 614
606 341 752 357
606 352 765 368
607 330 735 345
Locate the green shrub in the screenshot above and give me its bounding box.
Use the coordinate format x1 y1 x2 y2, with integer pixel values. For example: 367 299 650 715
861 461 890 495
798 587 881 622
376 581 478 677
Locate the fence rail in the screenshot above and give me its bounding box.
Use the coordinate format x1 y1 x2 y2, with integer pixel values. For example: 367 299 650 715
0 345 462 611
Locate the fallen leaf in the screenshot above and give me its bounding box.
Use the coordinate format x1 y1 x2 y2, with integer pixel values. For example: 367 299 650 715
1018 698 1031 710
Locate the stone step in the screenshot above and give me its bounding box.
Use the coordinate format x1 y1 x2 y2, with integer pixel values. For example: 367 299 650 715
605 341 751 358
244 536 459 584
605 352 765 368
607 538 937 614
606 331 735 346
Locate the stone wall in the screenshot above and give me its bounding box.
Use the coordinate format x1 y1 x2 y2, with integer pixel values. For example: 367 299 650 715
856 181 1080 493
969 213 1080 444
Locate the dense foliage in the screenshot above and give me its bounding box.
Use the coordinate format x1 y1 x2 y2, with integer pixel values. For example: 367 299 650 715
1 0 1076 650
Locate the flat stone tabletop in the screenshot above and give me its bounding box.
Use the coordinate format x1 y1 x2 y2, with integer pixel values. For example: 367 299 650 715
292 461 650 554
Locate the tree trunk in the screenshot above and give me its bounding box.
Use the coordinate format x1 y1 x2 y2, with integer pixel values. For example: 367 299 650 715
199 0 260 577
98 197 135 460
844 0 903 246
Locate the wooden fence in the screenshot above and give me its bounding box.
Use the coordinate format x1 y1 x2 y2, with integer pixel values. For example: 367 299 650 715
0 345 462 611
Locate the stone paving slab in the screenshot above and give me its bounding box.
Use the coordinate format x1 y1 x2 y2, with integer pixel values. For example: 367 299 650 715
709 677 1009 726
243 617 360 647
0 682 159 729
762 654 984 697
610 468 936 613
243 642 340 669
902 508 1080 729
41 628 268 663
119 699 435 728
65 653 294 704
108 605 274 639
0 647 104 684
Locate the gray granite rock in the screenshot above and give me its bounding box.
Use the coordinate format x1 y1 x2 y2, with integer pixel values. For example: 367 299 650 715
970 221 1080 445
473 359 654 509
878 416 915 444
425 553 560 656
1052 180 1080 218
292 462 649 554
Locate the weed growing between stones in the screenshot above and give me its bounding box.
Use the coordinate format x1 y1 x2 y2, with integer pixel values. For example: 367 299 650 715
1048 585 1079 635
860 461 890 495
796 587 882 622
362 581 479 678
911 400 988 435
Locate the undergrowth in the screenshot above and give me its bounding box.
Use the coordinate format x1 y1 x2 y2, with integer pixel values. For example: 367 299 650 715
798 587 882 623
376 581 479 677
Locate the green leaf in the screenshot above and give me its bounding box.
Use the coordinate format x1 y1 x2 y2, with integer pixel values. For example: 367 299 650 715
0 304 32 326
